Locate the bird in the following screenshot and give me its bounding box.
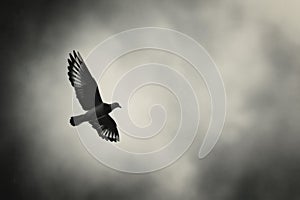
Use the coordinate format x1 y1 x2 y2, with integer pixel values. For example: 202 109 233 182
67 50 121 142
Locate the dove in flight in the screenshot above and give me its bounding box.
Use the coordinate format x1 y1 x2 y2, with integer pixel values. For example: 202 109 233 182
67 50 121 142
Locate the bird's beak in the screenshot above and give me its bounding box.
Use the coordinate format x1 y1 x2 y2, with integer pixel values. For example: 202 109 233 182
118 105 122 108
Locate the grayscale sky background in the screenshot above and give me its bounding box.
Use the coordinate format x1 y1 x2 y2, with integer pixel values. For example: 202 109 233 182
1 0 300 199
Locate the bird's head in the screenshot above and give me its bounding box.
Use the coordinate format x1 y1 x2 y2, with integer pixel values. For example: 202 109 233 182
111 102 122 110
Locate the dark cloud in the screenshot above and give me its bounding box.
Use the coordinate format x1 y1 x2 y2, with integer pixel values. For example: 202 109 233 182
2 0 300 200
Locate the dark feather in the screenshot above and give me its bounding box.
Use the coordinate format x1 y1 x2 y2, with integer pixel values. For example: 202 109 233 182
89 115 119 142
67 50 102 110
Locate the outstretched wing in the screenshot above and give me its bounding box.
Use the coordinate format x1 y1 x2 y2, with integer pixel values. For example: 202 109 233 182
89 115 120 142
67 50 102 110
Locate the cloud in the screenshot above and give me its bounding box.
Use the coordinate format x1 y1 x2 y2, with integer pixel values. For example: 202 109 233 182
3 0 300 199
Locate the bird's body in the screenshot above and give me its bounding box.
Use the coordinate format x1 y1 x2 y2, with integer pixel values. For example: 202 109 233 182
67 50 121 142
70 103 118 125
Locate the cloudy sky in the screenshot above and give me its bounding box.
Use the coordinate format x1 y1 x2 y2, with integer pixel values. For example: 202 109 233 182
2 0 300 199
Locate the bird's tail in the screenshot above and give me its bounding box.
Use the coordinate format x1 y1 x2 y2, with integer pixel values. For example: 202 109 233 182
70 114 86 126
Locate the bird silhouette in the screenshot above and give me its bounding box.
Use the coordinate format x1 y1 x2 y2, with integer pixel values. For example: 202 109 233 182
67 50 121 142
